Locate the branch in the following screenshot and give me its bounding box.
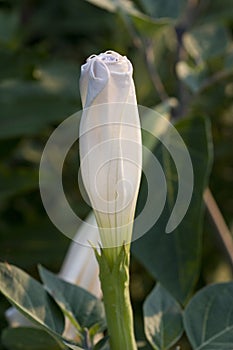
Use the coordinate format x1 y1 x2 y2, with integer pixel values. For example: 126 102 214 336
172 0 201 119
118 10 169 102
204 188 233 270
143 39 169 101
199 69 233 93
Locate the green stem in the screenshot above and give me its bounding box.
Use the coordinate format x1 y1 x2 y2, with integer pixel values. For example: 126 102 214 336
95 245 137 350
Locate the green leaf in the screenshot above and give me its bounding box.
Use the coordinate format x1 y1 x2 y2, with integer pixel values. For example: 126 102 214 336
138 0 187 21
0 263 64 335
183 24 230 62
39 265 106 332
85 0 145 17
132 116 213 304
176 61 208 93
62 343 83 350
1 327 65 350
177 60 233 94
143 283 183 350
131 15 169 36
85 0 169 30
184 282 233 350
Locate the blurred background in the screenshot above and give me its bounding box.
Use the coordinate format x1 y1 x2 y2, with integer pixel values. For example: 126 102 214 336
0 0 232 349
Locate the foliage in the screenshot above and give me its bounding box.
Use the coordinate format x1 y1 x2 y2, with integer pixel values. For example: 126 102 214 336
184 282 233 349
0 263 105 349
0 0 233 349
143 283 183 350
133 115 212 304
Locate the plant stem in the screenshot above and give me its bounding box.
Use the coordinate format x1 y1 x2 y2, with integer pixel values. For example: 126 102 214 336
95 245 137 350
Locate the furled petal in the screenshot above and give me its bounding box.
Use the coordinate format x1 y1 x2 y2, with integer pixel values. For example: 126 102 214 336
79 51 142 251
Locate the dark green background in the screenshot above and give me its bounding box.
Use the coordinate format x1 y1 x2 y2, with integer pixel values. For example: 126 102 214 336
0 1 232 349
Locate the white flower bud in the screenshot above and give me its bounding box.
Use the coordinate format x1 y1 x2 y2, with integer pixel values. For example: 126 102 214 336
79 51 142 252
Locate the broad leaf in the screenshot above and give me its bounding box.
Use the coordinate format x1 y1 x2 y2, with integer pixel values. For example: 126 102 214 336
62 343 83 350
39 265 106 332
85 0 170 30
177 60 233 94
132 116 213 304
139 0 187 21
184 282 233 349
0 263 64 335
176 62 208 93
85 0 149 18
1 327 66 350
143 283 183 350
183 24 230 62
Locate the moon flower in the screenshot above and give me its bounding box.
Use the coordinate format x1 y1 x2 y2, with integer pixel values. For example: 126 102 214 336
79 51 142 261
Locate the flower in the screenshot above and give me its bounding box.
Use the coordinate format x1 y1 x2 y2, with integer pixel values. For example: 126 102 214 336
79 51 142 261
5 212 102 339
59 212 101 298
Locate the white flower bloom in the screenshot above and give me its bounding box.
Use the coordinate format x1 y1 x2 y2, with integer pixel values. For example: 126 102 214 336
79 51 142 254
59 212 101 298
5 212 101 337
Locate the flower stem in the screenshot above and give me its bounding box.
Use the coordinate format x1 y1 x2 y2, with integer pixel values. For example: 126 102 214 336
95 244 137 350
